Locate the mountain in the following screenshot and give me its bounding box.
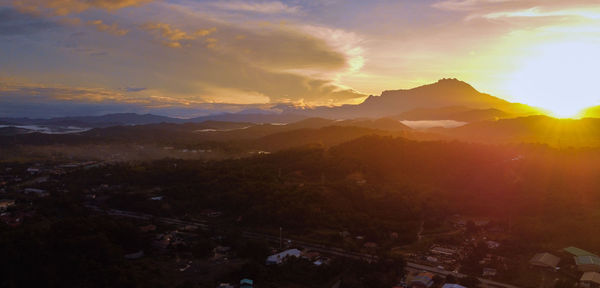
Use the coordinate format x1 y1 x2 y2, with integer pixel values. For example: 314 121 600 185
436 115 600 147
188 113 307 124
0 113 178 128
396 106 512 122
280 78 540 119
581 106 600 118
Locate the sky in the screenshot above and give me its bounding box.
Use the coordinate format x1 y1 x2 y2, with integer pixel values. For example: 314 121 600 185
1 0 599 118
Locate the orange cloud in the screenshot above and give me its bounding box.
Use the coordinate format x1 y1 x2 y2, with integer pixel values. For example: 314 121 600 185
13 0 153 16
211 1 299 14
87 19 129 36
141 22 216 48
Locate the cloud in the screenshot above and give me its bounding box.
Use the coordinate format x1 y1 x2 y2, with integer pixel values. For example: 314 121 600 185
0 0 368 113
11 0 154 16
0 7 58 35
216 25 349 71
0 79 276 117
141 22 216 48
211 1 300 14
123 87 147 92
432 0 600 20
87 19 128 36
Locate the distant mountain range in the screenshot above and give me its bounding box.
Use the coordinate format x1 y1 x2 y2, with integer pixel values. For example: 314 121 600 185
0 112 308 129
0 79 544 129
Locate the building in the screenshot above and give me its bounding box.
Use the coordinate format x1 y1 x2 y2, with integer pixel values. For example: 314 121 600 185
266 248 301 265
442 284 467 288
576 255 600 272
530 252 561 269
564 247 598 258
410 272 434 288
580 272 600 288
240 278 253 288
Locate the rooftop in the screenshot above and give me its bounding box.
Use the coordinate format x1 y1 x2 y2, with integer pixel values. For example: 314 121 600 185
576 255 600 267
564 246 598 257
530 252 561 268
581 272 600 284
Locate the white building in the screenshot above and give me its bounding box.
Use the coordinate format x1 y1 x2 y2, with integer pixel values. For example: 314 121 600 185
266 248 301 265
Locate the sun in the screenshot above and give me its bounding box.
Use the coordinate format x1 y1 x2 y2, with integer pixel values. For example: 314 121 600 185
504 41 600 118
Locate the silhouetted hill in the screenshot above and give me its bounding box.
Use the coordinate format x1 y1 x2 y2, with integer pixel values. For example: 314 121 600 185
254 126 410 151
189 113 307 123
437 115 600 147
397 106 512 122
0 117 413 147
581 106 600 118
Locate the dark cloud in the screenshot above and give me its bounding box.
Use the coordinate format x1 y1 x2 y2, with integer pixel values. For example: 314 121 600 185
123 87 147 92
0 8 58 35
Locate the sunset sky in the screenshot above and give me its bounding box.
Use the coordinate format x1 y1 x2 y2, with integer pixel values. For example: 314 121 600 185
1 0 599 118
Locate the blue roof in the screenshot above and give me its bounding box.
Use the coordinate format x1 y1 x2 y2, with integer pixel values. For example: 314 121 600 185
240 278 254 285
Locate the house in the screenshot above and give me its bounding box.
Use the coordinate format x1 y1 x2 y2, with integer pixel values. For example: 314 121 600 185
564 247 598 258
266 248 301 265
0 199 15 211
410 272 434 288
149 196 164 201
530 252 561 269
240 278 253 288
576 255 600 272
581 272 600 288
217 284 234 288
442 284 467 288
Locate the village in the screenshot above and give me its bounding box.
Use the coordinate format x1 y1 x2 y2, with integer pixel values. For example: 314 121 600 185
1 161 600 288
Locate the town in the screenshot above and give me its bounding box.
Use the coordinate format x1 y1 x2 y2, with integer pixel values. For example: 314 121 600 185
1 157 598 288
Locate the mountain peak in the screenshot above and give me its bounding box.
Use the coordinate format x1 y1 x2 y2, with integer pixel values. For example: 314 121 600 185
426 78 477 92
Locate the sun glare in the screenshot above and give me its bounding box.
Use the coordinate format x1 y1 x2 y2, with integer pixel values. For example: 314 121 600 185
505 41 600 118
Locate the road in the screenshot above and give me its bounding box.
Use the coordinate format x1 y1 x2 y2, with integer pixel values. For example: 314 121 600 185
89 205 520 288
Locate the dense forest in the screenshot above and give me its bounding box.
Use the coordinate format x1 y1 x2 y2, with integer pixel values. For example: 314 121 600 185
56 135 600 252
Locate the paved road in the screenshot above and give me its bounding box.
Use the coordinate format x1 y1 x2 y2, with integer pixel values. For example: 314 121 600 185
89 205 520 288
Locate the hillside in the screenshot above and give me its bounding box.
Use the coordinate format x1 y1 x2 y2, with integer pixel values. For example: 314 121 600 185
437 115 600 147
397 106 512 122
